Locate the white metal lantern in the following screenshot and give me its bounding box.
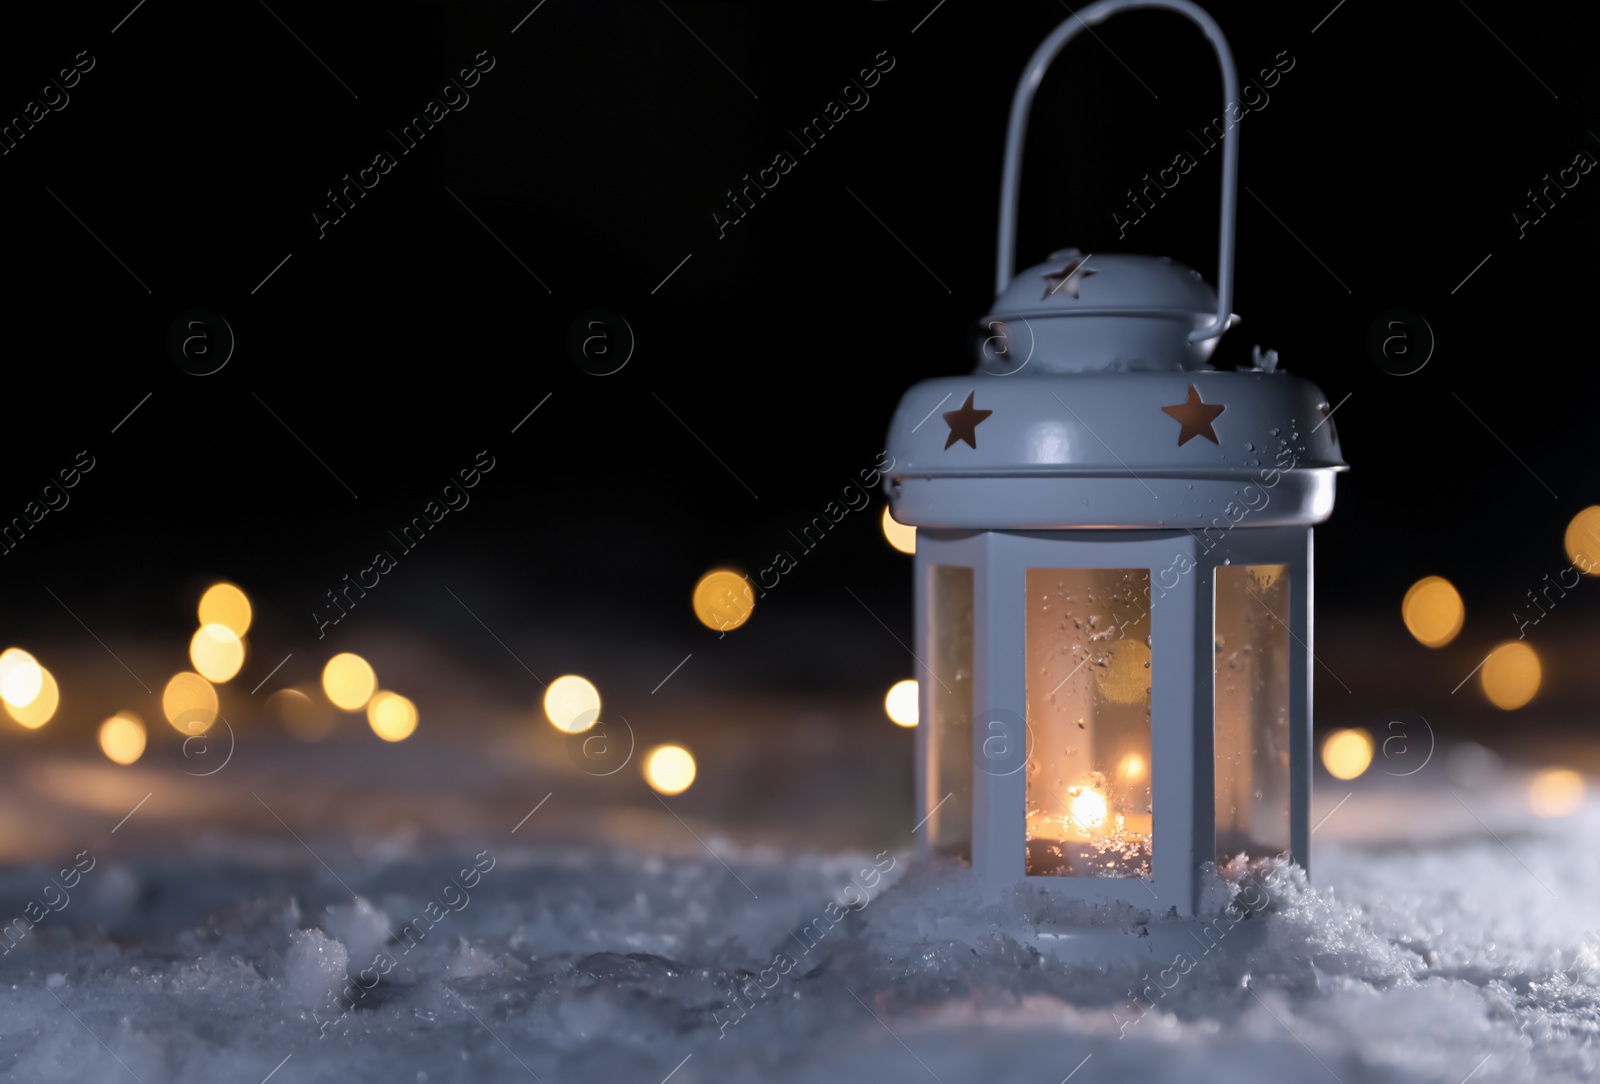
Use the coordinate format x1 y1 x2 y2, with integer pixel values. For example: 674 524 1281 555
883 0 1346 920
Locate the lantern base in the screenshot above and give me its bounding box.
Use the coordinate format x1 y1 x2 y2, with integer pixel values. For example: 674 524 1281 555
871 855 1291 967
1017 909 1270 966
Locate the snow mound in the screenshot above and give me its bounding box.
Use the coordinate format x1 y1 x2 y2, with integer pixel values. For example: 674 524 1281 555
0 790 1596 1083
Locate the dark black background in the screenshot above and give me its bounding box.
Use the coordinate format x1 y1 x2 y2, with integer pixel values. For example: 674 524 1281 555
0 0 1595 719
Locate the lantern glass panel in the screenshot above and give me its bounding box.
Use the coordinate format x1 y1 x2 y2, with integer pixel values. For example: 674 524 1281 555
1024 568 1153 878
1214 563 1292 860
927 564 974 858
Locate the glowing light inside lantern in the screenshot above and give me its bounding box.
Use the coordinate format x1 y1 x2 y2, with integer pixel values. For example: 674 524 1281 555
543 674 600 733
1025 568 1153 878
1529 768 1583 818
198 582 253 635
99 712 147 765
323 653 377 712
367 690 418 742
1066 786 1108 831
1117 752 1147 781
884 679 918 726
162 672 218 733
1481 641 1540 710
692 569 754 632
1321 727 1373 780
5 666 58 729
645 744 696 795
0 648 43 708
1401 576 1464 648
881 507 916 555
190 623 245 683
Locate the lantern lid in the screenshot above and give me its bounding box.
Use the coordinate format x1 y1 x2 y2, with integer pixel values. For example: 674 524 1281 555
976 250 1236 374
882 367 1347 530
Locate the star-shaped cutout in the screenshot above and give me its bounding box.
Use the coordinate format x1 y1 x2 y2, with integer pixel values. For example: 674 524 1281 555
943 391 992 450
1160 385 1225 446
1041 256 1098 300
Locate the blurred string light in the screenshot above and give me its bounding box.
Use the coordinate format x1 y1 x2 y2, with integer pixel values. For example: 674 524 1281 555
1563 507 1600 573
881 507 916 555
323 653 376 711
543 674 600 733
1401 576 1464 648
1481 641 1540 710
884 679 918 727
367 690 418 742
1321 727 1373 780
99 712 147 765
644 744 696 795
190 624 245 683
1118 752 1147 781
268 688 335 742
4 665 58 729
1529 768 1584 818
162 672 218 732
0 648 43 708
691 569 754 632
198 582 252 635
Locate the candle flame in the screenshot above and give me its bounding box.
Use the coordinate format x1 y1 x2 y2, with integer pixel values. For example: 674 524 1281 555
1067 786 1107 831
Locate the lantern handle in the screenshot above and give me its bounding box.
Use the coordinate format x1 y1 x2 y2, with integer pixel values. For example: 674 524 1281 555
996 0 1239 343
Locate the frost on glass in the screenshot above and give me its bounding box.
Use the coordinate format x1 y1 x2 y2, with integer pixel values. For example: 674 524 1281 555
1025 568 1152 878
927 564 973 859
1215 563 1291 860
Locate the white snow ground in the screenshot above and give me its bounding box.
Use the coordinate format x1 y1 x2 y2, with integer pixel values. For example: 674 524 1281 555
0 764 1596 1084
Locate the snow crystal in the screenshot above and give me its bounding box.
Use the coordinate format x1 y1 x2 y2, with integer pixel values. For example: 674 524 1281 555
322 895 391 965
282 927 350 1012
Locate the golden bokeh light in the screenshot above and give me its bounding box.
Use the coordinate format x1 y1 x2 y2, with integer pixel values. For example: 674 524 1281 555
1322 727 1374 780
881 507 916 555
1482 641 1541 710
99 712 147 765
1118 752 1147 781
163 671 218 733
190 624 245 683
1563 507 1600 574
268 688 336 742
1401 576 1464 648
1529 768 1584 818
198 582 253 635
0 647 43 708
5 666 58 729
543 674 600 733
1095 640 1152 704
322 653 377 712
644 744 697 795
692 569 754 633
884 679 918 727
367 690 419 742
